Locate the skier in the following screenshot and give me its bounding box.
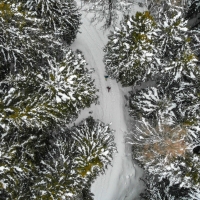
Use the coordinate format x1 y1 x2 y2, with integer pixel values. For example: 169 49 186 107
107 86 111 92
104 75 109 81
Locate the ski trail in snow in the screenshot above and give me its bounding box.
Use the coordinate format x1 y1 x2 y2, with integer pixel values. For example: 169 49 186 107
71 3 146 199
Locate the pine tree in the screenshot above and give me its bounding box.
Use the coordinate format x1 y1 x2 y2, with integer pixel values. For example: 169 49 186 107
10 0 81 44
148 0 200 59
140 175 191 200
127 118 200 196
0 128 82 199
0 0 115 199
31 132 84 199
127 118 187 169
0 49 98 131
129 86 177 125
0 117 117 199
71 117 117 180
104 11 157 86
128 5 200 126
0 1 66 80
185 0 200 20
189 188 200 200
126 2 200 198
155 7 199 90
156 10 189 60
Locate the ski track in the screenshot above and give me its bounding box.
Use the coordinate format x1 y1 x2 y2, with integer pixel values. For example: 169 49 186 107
71 2 146 200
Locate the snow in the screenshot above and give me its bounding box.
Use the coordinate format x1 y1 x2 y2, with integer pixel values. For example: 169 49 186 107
71 1 146 199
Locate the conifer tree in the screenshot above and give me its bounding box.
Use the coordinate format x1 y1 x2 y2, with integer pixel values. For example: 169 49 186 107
185 0 200 20
104 11 157 86
71 117 117 180
140 175 191 200
189 188 200 200
0 49 98 131
0 0 116 199
127 118 200 196
0 128 83 199
9 0 81 44
126 2 200 198
129 86 177 125
0 1 67 79
0 117 117 199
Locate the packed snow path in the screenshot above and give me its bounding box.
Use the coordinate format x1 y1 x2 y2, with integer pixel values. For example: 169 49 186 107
71 3 146 199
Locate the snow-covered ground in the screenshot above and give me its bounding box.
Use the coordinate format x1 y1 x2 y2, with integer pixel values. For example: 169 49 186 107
71 2 146 199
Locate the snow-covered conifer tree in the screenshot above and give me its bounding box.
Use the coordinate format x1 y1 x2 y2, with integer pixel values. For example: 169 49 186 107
0 49 98 131
149 0 200 57
185 0 200 20
129 86 177 125
0 117 117 199
71 117 117 180
104 11 157 86
0 1 67 79
0 128 83 199
127 118 200 196
127 118 187 169
16 0 81 44
31 132 85 199
189 188 200 200
156 11 189 60
140 175 191 200
126 2 200 198
150 3 199 88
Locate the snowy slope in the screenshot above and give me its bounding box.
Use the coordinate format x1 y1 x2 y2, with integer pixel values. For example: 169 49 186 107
71 2 146 199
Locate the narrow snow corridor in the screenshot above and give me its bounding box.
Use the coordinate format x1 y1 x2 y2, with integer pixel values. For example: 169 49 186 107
71 3 146 199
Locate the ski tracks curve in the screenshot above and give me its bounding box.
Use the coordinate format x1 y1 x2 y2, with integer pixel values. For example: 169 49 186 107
71 12 144 200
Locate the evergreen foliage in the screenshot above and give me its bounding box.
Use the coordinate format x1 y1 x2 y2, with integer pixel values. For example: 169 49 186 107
0 0 116 198
104 11 157 86
189 188 200 199
129 86 177 125
148 0 200 58
156 9 188 61
0 117 116 199
127 118 200 197
102 1 200 196
127 118 187 169
126 3 200 197
10 0 81 44
71 117 117 179
0 128 83 199
185 0 200 20
0 1 64 79
140 175 191 200
0 49 98 131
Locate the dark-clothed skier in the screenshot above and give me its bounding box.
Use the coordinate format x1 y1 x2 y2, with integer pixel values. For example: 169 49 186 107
107 86 111 92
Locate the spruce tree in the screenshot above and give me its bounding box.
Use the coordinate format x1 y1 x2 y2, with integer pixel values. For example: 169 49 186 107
9 0 81 44
104 11 157 86
185 0 200 20
71 117 117 180
129 86 177 125
0 117 117 199
0 49 98 131
0 1 67 79
140 175 191 200
127 118 200 196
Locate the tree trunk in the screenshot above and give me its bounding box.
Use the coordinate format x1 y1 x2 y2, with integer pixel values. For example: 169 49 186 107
107 0 113 27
